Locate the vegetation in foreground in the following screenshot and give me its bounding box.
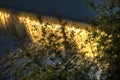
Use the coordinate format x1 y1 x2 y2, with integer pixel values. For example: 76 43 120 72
0 0 120 80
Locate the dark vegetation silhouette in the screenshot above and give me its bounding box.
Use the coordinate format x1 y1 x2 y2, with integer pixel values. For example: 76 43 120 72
88 0 120 79
0 9 102 80
2 0 120 79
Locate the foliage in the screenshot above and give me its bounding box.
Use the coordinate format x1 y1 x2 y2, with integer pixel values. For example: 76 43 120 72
0 19 103 80
88 0 120 80
1 1 120 79
0 46 102 80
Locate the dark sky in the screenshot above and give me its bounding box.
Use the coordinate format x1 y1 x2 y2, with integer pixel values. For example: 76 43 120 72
0 0 95 22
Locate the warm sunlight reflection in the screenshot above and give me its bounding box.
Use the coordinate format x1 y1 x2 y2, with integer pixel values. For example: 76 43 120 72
65 26 97 57
0 8 105 58
18 15 42 42
18 14 99 57
0 11 10 29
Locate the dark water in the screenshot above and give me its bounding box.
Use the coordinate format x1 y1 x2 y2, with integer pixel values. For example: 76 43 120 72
0 0 97 56
0 0 95 22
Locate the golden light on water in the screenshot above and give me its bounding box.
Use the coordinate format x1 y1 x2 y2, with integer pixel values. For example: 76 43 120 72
18 15 43 42
0 9 107 58
0 11 10 29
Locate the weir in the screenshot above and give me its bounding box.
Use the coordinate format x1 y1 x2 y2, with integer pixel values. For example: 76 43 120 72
0 8 101 57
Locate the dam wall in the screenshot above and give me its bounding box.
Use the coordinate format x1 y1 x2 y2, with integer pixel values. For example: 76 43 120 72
0 8 99 57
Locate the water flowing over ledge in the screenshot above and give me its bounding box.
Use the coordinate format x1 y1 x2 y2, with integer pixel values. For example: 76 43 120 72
0 8 104 57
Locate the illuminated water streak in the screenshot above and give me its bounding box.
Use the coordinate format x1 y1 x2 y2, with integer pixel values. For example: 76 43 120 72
0 11 10 30
0 8 107 57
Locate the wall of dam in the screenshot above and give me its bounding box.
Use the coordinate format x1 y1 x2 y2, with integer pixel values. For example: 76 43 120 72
0 8 101 57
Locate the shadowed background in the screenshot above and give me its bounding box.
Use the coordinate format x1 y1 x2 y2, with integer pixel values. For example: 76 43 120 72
0 0 95 22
